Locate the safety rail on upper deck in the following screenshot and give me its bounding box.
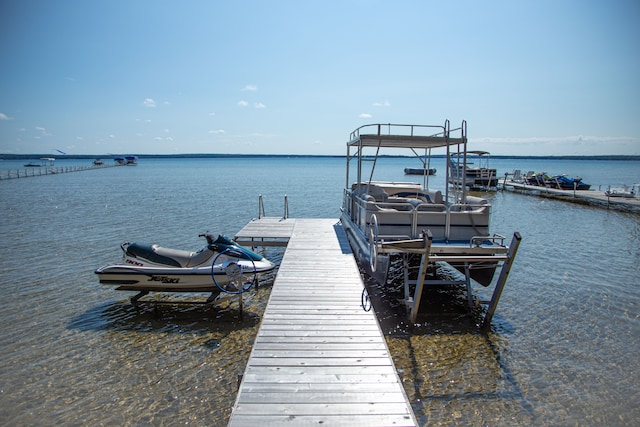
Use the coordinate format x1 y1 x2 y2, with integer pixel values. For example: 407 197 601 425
348 120 467 148
350 122 447 141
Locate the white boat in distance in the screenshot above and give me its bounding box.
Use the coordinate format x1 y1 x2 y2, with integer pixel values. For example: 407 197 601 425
449 150 498 190
96 233 276 299
340 121 521 323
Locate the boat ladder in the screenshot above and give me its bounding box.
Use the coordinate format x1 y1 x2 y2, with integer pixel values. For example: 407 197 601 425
258 194 289 219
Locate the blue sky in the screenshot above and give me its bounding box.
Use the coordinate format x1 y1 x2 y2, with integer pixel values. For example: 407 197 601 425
1 0 638 156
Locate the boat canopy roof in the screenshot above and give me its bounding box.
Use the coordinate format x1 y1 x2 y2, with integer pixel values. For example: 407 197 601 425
348 122 466 150
345 120 469 203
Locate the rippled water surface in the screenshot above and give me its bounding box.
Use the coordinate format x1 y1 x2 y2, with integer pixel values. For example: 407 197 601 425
0 156 638 426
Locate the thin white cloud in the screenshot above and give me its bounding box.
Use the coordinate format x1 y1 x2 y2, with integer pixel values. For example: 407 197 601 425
35 126 51 136
0 112 12 120
254 102 266 109
143 98 156 107
359 113 372 118
208 112 216 116
242 85 257 91
209 129 225 134
237 100 249 107
372 100 390 107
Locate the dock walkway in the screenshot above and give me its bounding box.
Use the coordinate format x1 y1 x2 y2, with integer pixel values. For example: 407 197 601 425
229 218 417 427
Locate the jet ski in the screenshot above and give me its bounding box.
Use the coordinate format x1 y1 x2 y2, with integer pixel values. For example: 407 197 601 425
95 233 276 296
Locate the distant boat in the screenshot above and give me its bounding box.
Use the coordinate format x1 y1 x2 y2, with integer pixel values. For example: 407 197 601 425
93 159 104 166
605 187 636 198
449 150 498 190
404 167 436 175
546 175 591 190
25 157 55 167
114 157 126 165
125 156 138 165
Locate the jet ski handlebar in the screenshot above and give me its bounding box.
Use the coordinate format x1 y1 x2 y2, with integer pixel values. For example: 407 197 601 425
198 232 217 245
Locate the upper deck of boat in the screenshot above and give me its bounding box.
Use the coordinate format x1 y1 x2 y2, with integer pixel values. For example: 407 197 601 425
348 122 466 150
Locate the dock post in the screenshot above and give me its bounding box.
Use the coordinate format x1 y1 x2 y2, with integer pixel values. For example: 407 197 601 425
464 263 474 309
482 232 522 328
409 230 432 323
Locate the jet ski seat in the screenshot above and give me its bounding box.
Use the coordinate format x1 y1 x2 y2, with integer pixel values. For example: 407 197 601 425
125 243 214 268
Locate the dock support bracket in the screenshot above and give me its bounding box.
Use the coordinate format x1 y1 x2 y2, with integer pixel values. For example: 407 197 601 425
482 232 522 328
131 290 149 308
409 230 432 323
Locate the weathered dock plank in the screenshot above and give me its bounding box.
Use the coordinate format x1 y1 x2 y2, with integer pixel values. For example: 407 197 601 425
228 218 417 427
234 217 297 246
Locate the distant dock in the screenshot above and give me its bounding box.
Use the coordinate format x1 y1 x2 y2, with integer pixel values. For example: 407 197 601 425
0 162 123 180
229 218 417 426
500 179 640 212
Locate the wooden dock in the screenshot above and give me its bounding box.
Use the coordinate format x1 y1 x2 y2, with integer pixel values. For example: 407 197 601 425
501 180 640 212
234 217 297 247
229 218 417 427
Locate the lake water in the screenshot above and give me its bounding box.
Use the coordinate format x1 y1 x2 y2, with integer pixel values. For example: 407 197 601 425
0 156 638 426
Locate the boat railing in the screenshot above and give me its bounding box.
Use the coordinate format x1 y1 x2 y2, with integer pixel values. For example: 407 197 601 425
345 189 490 242
349 123 447 141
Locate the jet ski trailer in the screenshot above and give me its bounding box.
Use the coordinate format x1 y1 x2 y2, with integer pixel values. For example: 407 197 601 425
340 121 521 326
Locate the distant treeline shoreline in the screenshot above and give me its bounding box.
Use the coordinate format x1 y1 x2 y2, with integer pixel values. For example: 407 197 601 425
1 153 639 161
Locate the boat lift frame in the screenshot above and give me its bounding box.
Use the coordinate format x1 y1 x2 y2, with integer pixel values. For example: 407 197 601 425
373 226 522 326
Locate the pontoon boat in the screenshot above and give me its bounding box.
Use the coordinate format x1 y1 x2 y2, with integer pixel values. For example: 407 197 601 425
340 121 521 323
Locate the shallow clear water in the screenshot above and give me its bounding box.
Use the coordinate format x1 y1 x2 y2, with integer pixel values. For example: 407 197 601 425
0 157 638 426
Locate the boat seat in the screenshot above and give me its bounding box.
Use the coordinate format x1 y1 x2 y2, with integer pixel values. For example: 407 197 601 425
126 243 213 268
512 169 522 181
393 191 431 203
354 183 389 202
464 196 488 205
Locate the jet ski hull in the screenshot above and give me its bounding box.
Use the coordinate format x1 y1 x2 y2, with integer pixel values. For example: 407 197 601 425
96 259 275 291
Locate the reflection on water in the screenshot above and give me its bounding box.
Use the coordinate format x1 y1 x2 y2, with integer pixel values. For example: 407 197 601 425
3 283 275 426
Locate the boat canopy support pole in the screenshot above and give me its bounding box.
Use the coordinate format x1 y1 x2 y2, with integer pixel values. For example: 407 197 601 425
408 230 433 323
482 232 522 328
